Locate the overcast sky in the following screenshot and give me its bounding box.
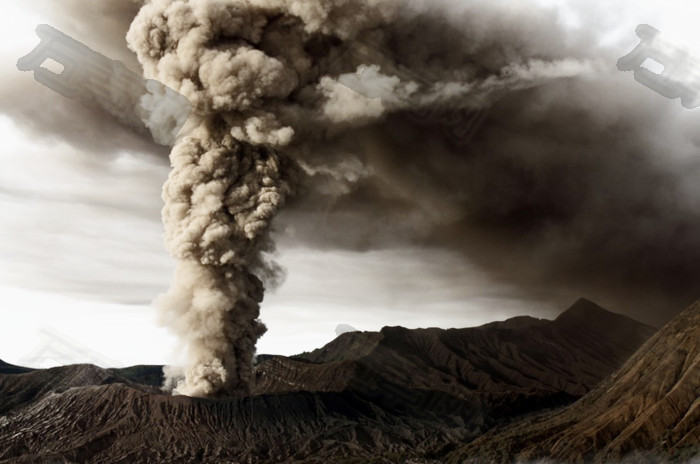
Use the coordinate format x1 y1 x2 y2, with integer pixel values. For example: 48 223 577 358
1 0 700 368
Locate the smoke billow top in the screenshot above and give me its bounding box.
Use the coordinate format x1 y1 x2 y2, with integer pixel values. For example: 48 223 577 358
121 0 700 397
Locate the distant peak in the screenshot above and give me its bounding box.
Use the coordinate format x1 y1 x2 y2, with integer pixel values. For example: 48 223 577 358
556 298 611 320
554 298 655 333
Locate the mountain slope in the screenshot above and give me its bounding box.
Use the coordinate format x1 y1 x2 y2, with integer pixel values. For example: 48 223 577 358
0 299 658 463
448 300 700 464
108 365 165 387
0 360 33 376
0 364 158 416
255 298 656 422
0 377 475 464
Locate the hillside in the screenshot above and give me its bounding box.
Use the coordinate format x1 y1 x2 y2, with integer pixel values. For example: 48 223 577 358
448 300 700 463
0 299 658 463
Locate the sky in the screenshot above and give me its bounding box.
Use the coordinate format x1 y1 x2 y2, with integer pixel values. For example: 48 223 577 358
2 0 700 368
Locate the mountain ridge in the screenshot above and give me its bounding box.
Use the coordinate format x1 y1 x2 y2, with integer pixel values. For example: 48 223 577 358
447 300 700 463
0 299 667 463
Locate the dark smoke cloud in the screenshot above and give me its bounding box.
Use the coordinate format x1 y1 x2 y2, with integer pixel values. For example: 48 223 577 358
277 0 700 327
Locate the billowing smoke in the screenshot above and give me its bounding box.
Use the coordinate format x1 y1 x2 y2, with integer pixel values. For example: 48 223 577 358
124 0 400 397
123 0 630 397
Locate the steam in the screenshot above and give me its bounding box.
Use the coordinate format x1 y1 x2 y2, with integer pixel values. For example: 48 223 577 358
125 0 621 397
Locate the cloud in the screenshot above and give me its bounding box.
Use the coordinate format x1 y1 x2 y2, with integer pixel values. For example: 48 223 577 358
270 0 700 326
0 117 172 303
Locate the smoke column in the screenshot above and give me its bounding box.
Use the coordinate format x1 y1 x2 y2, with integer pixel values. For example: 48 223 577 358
125 0 610 397
125 0 396 397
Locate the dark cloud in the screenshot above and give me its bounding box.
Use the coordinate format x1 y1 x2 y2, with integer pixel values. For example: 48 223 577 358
275 1 700 326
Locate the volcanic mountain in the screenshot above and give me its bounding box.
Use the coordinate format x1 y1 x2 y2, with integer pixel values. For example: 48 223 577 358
447 300 700 464
0 299 657 463
254 299 656 419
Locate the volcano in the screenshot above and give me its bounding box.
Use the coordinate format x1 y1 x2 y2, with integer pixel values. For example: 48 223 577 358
0 299 664 463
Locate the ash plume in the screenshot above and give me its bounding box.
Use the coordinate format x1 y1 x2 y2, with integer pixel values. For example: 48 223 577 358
124 0 613 397
125 0 398 397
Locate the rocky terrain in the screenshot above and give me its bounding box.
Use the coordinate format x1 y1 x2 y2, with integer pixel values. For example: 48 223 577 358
0 299 665 463
254 299 657 422
447 301 700 464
